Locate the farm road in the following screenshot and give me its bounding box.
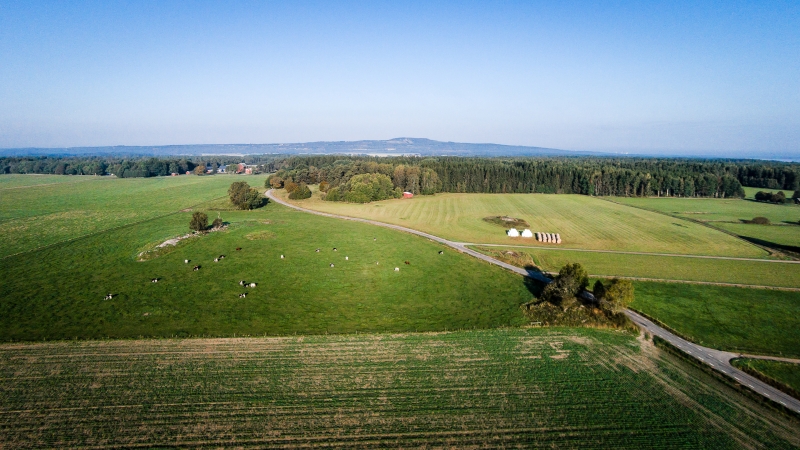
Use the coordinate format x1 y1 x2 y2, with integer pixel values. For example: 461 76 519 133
267 190 800 413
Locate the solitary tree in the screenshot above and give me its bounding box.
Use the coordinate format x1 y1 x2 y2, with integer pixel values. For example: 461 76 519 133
193 165 206 175
190 211 208 232
211 215 223 229
229 181 263 210
540 262 589 309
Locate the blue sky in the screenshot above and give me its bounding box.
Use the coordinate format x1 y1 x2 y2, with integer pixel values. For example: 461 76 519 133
0 1 798 156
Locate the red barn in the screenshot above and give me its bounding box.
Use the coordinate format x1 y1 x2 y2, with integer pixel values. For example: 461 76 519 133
403 192 414 199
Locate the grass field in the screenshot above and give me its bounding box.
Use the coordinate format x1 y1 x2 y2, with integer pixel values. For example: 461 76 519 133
631 282 800 358
0 174 257 258
732 358 800 395
474 245 800 287
1 328 797 449
614 195 800 226
714 222 800 249
0 194 532 340
276 188 767 257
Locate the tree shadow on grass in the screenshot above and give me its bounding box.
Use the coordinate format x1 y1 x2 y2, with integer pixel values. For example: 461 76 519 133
522 264 551 298
737 236 800 255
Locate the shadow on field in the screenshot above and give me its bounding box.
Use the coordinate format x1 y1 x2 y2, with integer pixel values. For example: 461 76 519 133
522 265 550 298
737 236 800 256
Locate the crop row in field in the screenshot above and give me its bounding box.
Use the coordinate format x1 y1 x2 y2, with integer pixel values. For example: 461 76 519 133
474 245 800 288
276 188 766 257
0 174 263 258
0 329 797 449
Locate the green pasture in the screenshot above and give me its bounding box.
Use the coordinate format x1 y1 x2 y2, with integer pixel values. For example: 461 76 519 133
732 358 800 395
631 282 800 358
714 222 800 249
1 329 797 448
277 188 766 257
0 174 263 258
474 245 800 288
0 198 531 341
614 195 800 226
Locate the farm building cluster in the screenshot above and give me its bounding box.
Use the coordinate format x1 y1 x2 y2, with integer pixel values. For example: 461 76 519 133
507 228 562 244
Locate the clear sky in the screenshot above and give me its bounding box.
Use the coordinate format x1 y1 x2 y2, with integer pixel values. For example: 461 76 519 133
1 1 798 156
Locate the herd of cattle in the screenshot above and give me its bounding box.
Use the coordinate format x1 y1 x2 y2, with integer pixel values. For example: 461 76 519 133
105 240 447 301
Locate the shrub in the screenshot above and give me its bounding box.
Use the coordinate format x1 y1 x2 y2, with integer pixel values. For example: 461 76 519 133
267 176 283 189
288 183 312 200
749 217 770 225
319 181 330 192
211 217 223 229
189 211 208 231
540 263 589 309
228 182 264 210
599 279 635 314
284 181 299 194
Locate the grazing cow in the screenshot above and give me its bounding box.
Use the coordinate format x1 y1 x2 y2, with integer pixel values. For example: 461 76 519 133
404 261 410 265
104 294 113 300
184 259 189 264
280 255 284 259
373 238 376 241
151 278 159 283
315 248 320 252
249 282 256 288
214 258 219 262
236 247 242 251
239 293 247 298
330 263 335 268
193 265 200 271
394 267 400 271
219 255 225 259
333 247 337 251
345 256 349 260
239 280 246 286
376 261 379 265
438 251 444 255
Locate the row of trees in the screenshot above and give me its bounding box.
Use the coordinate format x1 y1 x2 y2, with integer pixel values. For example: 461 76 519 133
267 156 768 199
0 156 281 178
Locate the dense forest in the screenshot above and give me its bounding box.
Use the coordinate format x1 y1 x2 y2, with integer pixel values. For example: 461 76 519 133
268 156 799 199
4 154 799 199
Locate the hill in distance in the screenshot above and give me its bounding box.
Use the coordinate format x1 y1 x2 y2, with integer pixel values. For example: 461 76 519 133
0 138 599 158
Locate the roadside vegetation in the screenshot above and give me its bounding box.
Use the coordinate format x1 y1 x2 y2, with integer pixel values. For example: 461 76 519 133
631 282 800 358
732 358 800 399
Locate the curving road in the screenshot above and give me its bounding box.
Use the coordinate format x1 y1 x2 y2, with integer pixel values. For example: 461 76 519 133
267 190 800 413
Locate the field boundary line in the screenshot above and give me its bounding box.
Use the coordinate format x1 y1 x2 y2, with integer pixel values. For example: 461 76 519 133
586 275 800 292
0 196 227 261
469 243 800 263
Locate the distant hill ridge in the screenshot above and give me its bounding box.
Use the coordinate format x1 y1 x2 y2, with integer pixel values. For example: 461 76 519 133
0 138 595 157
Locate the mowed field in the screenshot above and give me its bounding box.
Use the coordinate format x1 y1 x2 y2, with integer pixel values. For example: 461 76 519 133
0 174 250 258
0 177 532 341
1 328 798 449
475 245 800 287
276 188 767 257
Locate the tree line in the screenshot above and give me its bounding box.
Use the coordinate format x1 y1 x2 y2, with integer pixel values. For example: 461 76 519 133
5 154 800 199
266 155 800 199
0 156 282 178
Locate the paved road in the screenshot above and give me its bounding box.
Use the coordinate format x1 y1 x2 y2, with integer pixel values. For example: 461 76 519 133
267 190 800 413
461 243 800 264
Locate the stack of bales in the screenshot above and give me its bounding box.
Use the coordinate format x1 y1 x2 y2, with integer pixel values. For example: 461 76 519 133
535 232 562 244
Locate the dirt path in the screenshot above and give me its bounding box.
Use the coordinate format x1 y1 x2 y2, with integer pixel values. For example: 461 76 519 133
268 189 800 411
